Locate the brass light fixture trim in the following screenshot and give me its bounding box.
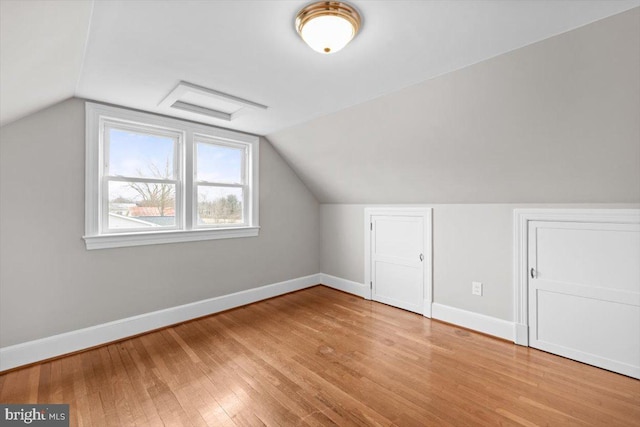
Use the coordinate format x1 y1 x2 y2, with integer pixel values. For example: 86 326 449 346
295 1 362 54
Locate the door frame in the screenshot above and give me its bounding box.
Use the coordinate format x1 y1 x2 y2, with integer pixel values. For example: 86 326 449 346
512 208 640 346
365 207 433 317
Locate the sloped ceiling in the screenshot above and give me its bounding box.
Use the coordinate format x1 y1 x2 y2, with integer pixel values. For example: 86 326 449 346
0 0 92 126
267 8 640 203
1 0 639 134
2 1 638 204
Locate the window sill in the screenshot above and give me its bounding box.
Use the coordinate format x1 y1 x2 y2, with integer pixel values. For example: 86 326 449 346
83 227 260 250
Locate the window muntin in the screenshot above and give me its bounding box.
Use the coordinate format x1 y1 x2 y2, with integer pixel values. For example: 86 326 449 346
84 102 259 249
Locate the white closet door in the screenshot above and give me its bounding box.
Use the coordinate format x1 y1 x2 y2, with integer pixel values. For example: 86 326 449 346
371 215 425 314
528 221 640 379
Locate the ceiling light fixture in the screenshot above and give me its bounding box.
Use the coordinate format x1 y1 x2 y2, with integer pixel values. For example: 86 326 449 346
295 1 361 54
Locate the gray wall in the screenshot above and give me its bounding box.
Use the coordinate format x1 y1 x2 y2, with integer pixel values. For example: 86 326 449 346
2 9 639 349
304 10 640 323
0 98 320 347
321 204 639 321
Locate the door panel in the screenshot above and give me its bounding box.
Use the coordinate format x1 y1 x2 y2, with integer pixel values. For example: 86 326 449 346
536 291 640 367
374 260 423 313
536 225 639 292
371 215 424 314
529 221 640 379
375 218 423 259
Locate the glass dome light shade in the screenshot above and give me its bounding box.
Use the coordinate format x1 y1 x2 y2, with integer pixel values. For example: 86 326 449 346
299 15 355 54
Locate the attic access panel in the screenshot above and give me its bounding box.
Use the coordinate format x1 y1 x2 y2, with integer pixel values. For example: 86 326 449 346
159 81 267 121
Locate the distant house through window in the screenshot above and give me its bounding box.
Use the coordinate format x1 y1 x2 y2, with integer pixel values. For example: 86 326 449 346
84 102 259 249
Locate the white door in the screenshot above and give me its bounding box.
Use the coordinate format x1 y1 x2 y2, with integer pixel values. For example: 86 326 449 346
370 214 427 314
528 221 640 379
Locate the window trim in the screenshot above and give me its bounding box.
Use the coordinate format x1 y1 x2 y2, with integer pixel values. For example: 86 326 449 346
84 102 259 250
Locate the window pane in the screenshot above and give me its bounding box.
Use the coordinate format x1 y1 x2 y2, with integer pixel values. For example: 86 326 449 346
108 128 175 179
196 142 243 184
197 186 243 225
108 181 176 229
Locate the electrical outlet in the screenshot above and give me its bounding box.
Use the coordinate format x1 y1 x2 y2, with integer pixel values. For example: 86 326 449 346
472 281 483 296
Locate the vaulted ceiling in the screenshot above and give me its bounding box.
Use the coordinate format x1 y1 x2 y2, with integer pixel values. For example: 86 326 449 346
2 1 639 203
1 1 637 132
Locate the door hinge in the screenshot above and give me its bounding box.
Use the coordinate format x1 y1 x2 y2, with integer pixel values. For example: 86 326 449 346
370 281 372 288
370 222 373 231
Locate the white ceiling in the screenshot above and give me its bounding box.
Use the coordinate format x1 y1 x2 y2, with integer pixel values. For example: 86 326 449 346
0 0 92 127
1 0 639 133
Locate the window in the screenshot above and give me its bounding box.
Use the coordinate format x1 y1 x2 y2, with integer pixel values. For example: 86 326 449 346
195 137 247 227
84 102 259 249
105 123 181 232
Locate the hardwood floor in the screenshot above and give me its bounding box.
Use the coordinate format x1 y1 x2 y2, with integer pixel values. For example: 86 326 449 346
1 286 639 426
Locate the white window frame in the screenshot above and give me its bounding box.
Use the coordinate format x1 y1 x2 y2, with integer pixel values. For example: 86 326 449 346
101 120 183 234
84 102 259 250
193 134 250 229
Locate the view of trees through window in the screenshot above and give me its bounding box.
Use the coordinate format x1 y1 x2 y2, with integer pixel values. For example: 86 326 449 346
127 159 175 217
108 158 177 229
107 128 244 229
197 193 242 224
197 186 243 225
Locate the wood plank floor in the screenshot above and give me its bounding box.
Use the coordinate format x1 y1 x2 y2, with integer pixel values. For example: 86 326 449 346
1 286 639 426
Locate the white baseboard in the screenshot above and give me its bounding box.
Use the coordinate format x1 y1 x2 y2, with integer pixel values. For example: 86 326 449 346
0 274 321 372
319 273 370 298
1 275 519 372
514 323 529 346
423 300 432 318
432 303 514 341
